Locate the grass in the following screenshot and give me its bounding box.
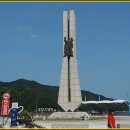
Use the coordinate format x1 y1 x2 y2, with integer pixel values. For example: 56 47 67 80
89 116 107 120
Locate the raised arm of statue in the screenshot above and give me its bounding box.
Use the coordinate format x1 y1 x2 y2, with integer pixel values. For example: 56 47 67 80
71 37 73 42
70 37 73 48
64 37 67 42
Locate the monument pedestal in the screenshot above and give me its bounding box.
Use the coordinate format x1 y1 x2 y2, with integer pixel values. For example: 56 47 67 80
48 112 90 119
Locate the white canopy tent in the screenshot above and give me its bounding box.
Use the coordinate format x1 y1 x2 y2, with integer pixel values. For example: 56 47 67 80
82 100 128 104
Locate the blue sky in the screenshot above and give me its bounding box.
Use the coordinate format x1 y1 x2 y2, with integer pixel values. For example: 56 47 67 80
0 2 130 99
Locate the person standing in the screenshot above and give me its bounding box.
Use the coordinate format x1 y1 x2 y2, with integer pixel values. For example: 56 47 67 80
108 108 116 128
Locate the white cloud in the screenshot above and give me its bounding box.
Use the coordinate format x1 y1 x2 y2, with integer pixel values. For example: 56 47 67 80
17 25 39 39
17 26 31 31
30 31 39 38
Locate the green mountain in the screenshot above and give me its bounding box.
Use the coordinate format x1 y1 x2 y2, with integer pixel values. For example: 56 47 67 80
0 79 128 112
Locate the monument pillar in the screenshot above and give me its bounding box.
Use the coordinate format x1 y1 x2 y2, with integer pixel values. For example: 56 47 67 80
58 10 82 112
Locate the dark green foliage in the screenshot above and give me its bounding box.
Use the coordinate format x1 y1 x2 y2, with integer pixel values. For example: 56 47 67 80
0 79 58 112
0 87 19 108
0 79 128 112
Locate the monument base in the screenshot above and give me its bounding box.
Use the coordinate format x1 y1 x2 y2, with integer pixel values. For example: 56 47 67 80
48 112 90 119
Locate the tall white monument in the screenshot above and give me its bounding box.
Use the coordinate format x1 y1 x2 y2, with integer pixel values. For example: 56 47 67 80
58 10 82 112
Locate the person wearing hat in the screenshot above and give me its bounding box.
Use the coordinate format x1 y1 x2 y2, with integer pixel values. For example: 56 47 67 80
108 108 116 128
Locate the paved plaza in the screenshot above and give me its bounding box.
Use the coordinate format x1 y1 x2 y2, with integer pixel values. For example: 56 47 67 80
34 116 130 128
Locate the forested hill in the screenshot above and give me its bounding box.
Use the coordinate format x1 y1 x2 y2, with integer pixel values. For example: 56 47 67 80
0 79 127 112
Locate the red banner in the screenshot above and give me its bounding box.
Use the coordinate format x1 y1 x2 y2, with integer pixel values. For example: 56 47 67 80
1 93 10 116
1 100 10 115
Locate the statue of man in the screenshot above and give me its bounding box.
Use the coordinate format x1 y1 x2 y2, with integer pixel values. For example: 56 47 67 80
64 37 74 58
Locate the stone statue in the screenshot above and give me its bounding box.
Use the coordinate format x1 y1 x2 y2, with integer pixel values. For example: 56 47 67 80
64 37 74 58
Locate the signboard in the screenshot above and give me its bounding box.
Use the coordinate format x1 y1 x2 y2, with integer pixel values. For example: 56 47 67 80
10 108 17 127
1 92 10 116
12 102 18 108
9 102 24 127
38 107 57 112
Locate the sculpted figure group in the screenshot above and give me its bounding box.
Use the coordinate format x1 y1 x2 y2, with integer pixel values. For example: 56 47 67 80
64 37 74 58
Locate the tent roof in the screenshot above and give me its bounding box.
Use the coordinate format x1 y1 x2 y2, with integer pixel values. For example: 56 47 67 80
82 99 127 104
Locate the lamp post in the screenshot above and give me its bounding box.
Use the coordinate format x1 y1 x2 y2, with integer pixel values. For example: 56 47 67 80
35 100 38 118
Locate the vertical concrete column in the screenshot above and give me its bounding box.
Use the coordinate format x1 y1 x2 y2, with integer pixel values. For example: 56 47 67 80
58 10 82 112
